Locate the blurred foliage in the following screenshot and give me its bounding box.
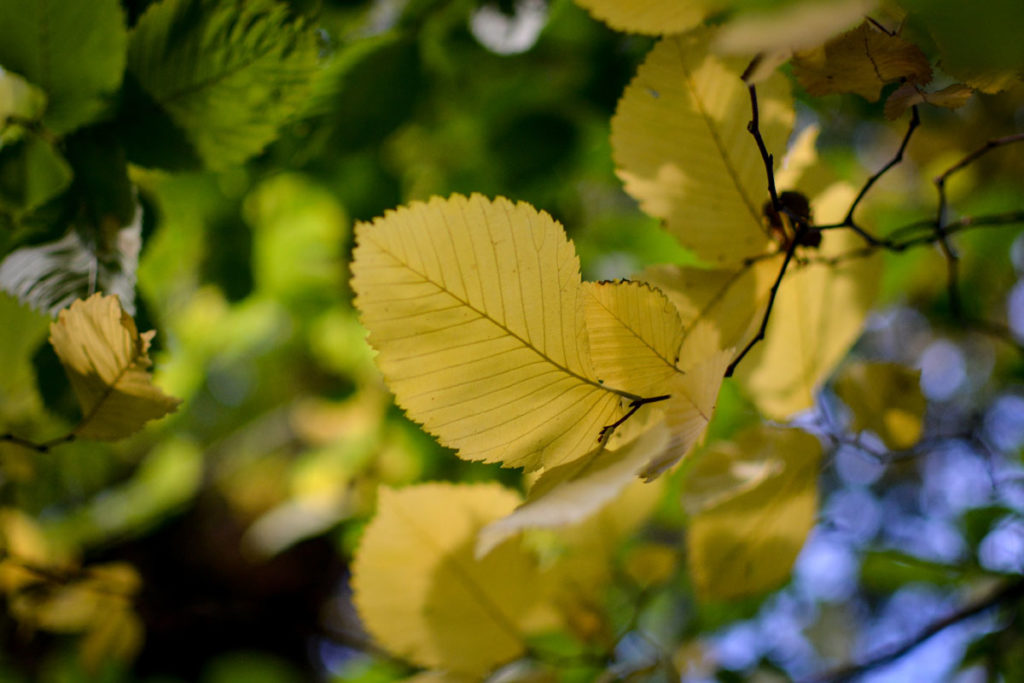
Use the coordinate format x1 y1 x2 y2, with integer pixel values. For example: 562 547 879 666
0 0 1022 680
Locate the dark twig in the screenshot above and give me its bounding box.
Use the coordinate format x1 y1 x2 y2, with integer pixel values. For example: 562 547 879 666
725 232 802 377
1 432 75 453
807 577 1024 683
598 394 671 444
842 106 920 242
747 84 781 212
935 132 1024 227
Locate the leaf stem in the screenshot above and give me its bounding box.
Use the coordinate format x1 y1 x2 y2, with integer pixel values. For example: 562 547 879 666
598 394 671 444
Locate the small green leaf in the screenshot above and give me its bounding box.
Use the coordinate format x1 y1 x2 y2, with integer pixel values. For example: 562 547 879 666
859 550 964 592
0 0 126 134
0 132 72 214
126 0 320 169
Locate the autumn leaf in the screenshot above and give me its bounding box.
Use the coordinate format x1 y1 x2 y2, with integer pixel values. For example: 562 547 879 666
834 361 925 450
49 293 181 440
792 21 932 101
352 484 560 675
684 426 821 600
351 194 651 472
573 0 715 36
612 28 794 264
884 82 974 120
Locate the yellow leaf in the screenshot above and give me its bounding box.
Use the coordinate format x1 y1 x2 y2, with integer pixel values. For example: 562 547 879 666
583 281 683 397
352 484 559 675
476 424 670 557
612 30 794 264
792 21 932 101
833 361 925 450
80 607 144 671
49 294 181 441
573 0 714 36
736 185 881 419
714 0 875 56
351 194 634 471
685 426 821 600
624 542 677 588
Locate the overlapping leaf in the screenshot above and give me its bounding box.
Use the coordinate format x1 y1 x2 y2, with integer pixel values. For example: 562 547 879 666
834 361 925 450
352 194 634 472
612 28 794 264
127 0 319 169
49 294 181 440
684 426 821 600
792 21 931 101
573 0 715 36
352 484 559 675
0 0 126 134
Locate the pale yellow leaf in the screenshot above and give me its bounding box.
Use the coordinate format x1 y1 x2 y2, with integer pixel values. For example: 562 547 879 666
715 0 875 56
80 607 143 671
736 184 881 419
612 30 794 264
833 361 925 450
792 21 932 101
351 194 631 471
48 294 181 441
352 484 559 675
583 281 683 397
685 426 821 600
573 0 714 36
476 424 670 557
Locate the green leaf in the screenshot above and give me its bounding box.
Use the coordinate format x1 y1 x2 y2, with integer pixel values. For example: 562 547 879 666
0 0 126 134
859 550 964 592
0 68 47 133
126 0 319 169
0 132 72 214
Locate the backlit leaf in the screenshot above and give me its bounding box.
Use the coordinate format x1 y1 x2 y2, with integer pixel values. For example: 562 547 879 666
351 194 633 472
0 68 47 130
127 0 319 168
573 0 714 36
884 82 973 120
792 21 932 101
49 293 181 440
476 424 671 557
834 361 925 450
352 483 559 675
0 0 126 134
612 29 794 263
685 426 821 600
714 0 875 56
736 185 881 419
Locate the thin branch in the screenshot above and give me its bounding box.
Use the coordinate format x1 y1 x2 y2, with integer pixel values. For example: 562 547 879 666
725 233 802 377
0 432 75 453
935 132 1024 227
598 394 671 444
747 84 781 212
807 577 1024 683
842 106 920 239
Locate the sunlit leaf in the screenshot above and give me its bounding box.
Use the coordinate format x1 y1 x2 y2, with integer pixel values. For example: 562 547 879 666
573 0 715 36
714 0 874 60
351 194 633 471
612 29 794 263
352 483 559 675
792 21 932 101
685 426 821 600
0 206 141 316
48 293 181 440
0 68 47 131
126 0 319 168
833 361 925 450
736 185 881 419
0 0 126 134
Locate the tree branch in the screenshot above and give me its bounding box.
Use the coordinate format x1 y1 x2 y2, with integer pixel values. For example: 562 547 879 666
747 83 781 212
807 577 1024 683
0 432 75 453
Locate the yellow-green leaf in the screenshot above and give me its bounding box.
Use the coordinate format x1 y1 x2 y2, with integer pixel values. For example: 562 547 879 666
612 30 794 264
833 361 925 450
573 0 714 36
49 294 181 441
352 484 559 675
351 194 633 471
792 21 932 101
736 185 881 419
685 426 821 600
